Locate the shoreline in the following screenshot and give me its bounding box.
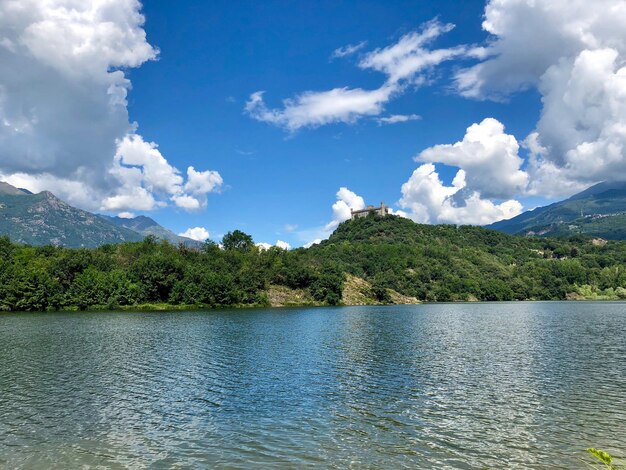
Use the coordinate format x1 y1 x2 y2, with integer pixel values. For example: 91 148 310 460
2 298 626 315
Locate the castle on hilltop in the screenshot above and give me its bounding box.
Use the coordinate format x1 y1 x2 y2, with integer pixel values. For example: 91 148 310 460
351 202 389 219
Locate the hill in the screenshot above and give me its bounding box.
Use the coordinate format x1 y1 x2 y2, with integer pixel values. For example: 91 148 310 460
488 181 626 239
2 214 626 311
0 183 143 247
307 214 626 302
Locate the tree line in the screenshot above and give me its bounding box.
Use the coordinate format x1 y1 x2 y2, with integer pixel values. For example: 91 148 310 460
1 215 626 312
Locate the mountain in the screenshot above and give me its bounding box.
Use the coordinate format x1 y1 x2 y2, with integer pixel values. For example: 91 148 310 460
101 215 202 247
0 182 198 248
0 183 143 247
487 181 626 239
0 182 30 196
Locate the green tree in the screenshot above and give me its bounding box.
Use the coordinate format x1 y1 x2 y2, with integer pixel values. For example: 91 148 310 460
222 230 254 252
310 266 343 305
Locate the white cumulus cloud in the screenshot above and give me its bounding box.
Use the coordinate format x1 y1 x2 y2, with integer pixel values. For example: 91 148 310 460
455 0 626 99
324 187 365 231
110 134 184 195
103 134 222 212
185 166 223 196
303 239 322 248
256 240 291 250
178 227 210 241
275 240 291 250
399 118 526 225
528 48 626 193
398 163 523 225
455 0 626 198
293 187 367 248
416 118 528 199
0 0 223 211
102 186 159 212
171 195 201 211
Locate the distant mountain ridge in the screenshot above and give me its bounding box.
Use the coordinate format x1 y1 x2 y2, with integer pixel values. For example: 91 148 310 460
0 182 30 196
101 215 202 247
488 181 626 239
0 182 199 248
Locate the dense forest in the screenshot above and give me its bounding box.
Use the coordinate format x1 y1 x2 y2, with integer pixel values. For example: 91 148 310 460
2 214 626 312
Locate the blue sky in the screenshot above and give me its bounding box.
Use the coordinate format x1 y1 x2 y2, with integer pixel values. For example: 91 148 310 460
1 0 625 247
128 0 537 244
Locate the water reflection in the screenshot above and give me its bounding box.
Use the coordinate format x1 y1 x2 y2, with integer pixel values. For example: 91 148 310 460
1 302 625 468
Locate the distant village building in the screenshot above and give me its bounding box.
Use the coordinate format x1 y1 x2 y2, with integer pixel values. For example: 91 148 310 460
351 202 389 219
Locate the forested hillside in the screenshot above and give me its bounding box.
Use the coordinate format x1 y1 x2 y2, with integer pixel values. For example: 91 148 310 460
488 181 626 239
2 214 626 312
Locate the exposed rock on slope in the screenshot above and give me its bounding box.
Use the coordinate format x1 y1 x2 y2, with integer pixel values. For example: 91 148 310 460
342 274 419 306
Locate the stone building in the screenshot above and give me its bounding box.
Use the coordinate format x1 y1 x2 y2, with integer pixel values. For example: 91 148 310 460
351 202 389 219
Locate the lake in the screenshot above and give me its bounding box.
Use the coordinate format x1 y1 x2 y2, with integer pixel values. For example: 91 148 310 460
1 302 625 468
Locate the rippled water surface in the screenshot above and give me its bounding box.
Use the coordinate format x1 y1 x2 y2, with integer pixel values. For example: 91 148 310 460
1 302 625 469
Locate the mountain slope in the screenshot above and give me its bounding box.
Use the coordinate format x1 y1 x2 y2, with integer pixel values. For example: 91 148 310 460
102 215 202 246
487 181 626 239
0 183 143 247
0 182 29 196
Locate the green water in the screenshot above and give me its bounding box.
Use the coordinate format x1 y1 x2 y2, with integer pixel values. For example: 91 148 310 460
1 302 625 468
